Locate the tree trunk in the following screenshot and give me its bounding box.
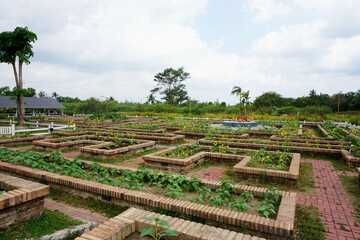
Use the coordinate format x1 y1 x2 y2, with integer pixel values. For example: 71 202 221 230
17 59 25 126
16 94 25 126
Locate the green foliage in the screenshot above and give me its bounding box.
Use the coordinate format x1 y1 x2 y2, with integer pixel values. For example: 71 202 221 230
248 148 292 170
0 209 82 240
257 187 281 218
90 112 126 120
48 189 129 218
0 27 37 64
140 217 179 239
294 204 325 240
151 67 190 105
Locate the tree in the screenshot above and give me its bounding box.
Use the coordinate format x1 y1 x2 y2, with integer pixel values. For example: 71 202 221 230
147 87 159 104
151 67 190 105
38 91 48 98
253 91 286 108
0 86 36 97
241 90 250 115
0 86 12 96
230 86 243 114
0 27 37 125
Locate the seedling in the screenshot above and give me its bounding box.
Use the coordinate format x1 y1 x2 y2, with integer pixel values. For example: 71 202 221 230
140 217 178 240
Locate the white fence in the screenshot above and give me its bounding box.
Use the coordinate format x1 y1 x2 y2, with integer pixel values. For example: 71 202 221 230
0 120 75 136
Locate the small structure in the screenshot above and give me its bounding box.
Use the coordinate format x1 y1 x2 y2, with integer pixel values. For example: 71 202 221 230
0 96 65 116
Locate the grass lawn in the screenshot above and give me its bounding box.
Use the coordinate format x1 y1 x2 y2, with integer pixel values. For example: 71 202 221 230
0 208 82 240
48 189 129 218
293 204 325 240
222 162 316 196
79 147 166 164
339 175 360 222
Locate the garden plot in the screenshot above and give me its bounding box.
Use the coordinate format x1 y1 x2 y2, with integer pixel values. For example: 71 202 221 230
0 134 45 147
53 130 185 144
76 207 266 240
80 138 155 159
199 137 360 167
0 173 49 228
0 148 296 239
33 135 107 151
298 123 332 139
143 144 300 183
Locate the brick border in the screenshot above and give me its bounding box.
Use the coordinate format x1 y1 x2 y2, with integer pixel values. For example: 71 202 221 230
80 138 155 159
198 138 359 167
53 130 185 144
76 207 267 240
143 145 300 183
33 135 107 151
233 153 300 184
0 161 296 238
0 173 49 228
0 135 45 147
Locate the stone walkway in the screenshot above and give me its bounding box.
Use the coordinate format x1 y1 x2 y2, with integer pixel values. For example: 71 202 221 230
44 198 108 224
61 151 81 158
10 145 33 151
297 159 360 240
196 167 227 181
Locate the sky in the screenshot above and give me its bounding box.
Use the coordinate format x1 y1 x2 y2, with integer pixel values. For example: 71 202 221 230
0 0 359 104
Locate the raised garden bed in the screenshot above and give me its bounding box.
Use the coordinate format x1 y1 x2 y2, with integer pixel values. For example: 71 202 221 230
144 144 300 183
173 130 249 139
80 138 156 159
76 207 266 240
33 135 106 151
0 173 49 228
199 138 360 167
269 134 350 145
0 149 296 239
0 135 45 147
53 130 185 144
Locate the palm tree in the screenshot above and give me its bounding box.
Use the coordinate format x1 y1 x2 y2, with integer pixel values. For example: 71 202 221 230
241 91 250 115
147 93 156 104
231 86 243 114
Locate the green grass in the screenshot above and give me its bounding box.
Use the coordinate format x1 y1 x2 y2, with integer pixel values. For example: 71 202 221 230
302 154 355 172
79 147 165 164
330 159 356 172
0 208 82 240
293 204 325 240
339 175 360 222
223 162 316 196
48 189 128 218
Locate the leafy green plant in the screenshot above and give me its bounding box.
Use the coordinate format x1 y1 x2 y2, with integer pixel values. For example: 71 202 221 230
140 217 178 239
231 198 249 213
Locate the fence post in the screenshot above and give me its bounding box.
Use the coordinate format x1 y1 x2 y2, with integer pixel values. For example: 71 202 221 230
36 121 39 128
11 124 15 136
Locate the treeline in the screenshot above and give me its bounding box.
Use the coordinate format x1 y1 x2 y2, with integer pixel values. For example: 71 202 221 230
1 85 359 116
61 89 360 116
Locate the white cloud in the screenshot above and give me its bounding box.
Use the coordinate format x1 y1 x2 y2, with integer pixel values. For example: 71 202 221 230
251 20 328 58
0 0 359 105
244 0 292 22
318 35 360 72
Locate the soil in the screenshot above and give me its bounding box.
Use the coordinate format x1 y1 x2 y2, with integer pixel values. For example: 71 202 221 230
125 232 153 240
135 182 271 218
98 143 132 150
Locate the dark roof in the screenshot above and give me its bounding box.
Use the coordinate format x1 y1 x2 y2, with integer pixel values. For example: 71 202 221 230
0 96 65 109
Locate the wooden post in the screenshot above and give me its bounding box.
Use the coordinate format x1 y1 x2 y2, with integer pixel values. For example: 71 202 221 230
11 124 15 136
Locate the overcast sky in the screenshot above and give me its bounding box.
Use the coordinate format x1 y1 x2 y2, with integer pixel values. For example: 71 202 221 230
0 0 359 104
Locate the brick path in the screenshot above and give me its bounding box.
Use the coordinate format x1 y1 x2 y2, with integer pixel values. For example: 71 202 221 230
196 167 227 181
62 151 81 158
297 159 360 240
44 198 108 224
10 145 33 150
